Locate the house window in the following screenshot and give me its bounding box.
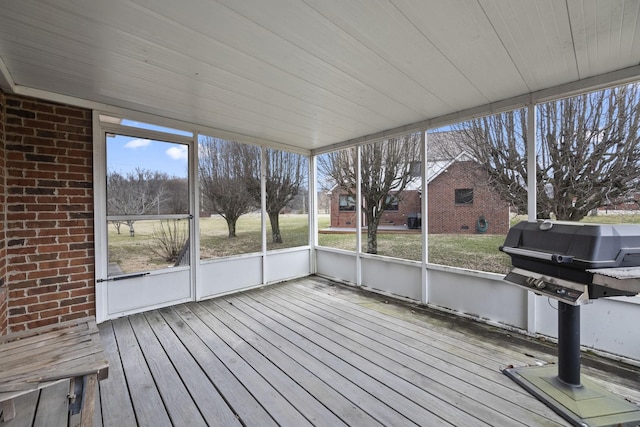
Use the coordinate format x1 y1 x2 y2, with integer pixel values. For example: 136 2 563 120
455 188 473 205
385 195 399 211
338 195 356 211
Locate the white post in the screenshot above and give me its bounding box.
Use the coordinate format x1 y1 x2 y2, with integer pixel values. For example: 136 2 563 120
356 145 362 287
190 133 200 300
421 130 429 304
527 100 537 222
309 154 317 274
261 146 268 285
526 100 538 333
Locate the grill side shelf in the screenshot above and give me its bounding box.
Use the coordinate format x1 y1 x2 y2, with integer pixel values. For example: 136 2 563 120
588 267 640 295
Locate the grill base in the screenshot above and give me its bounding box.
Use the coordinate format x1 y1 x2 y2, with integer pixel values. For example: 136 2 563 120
504 365 640 427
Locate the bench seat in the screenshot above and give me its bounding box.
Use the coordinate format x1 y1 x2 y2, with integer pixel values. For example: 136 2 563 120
0 317 108 427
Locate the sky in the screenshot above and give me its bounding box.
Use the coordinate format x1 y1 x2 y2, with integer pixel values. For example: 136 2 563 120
106 120 191 178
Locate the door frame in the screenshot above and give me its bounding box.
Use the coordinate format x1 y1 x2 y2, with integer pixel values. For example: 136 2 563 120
92 112 198 322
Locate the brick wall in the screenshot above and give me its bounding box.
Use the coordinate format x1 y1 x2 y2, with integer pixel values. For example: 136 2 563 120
0 90 6 334
428 161 509 234
330 192 358 228
4 94 94 332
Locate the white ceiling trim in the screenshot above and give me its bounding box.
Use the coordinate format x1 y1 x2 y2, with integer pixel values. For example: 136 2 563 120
10 85 311 155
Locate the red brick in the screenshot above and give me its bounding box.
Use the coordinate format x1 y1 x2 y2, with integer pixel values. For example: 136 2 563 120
59 282 87 291
27 285 58 295
59 266 86 275
69 302 94 313
12 296 39 306
38 307 70 319
8 289 26 299
27 301 59 313
39 292 70 302
10 313 39 324
70 287 94 297
61 312 89 322
60 296 86 307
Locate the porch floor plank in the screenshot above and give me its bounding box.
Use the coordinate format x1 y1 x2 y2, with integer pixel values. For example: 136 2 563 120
157 307 276 427
142 310 242 427
110 317 172 427
96 277 640 426
127 313 207 427
170 303 311 426
97 322 136 427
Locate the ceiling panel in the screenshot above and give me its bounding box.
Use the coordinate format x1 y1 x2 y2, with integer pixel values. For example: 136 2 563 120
391 0 529 103
569 0 640 78
0 0 639 151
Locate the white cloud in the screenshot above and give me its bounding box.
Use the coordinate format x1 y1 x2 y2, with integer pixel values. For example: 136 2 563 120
124 139 151 149
166 145 188 160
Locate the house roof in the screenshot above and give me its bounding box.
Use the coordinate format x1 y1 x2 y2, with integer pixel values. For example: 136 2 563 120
1 1 639 153
324 130 472 192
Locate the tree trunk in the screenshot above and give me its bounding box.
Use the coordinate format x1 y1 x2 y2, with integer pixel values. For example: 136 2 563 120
366 210 380 254
226 218 237 238
269 211 283 244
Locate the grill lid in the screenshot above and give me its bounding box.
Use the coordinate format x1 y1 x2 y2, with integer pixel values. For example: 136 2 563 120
501 220 640 270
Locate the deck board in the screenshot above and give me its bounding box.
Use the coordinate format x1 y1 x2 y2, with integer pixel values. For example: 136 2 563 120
142 310 242 427
256 286 562 426
243 287 525 426
223 294 419 426
127 314 207 427
111 317 172 427
96 277 640 426
97 323 136 427
200 299 379 426
157 307 277 427
278 283 563 406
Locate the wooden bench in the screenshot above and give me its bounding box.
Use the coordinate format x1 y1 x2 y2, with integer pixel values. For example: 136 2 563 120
0 317 109 427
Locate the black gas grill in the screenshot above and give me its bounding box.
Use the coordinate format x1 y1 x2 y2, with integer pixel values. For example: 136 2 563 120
500 221 640 427
501 220 640 304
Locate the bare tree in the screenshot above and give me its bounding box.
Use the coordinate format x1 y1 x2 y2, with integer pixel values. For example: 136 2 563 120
247 149 307 244
163 178 189 214
455 84 640 220
319 134 421 254
199 138 258 237
107 168 170 236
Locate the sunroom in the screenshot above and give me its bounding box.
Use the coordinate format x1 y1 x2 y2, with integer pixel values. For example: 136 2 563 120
0 1 640 426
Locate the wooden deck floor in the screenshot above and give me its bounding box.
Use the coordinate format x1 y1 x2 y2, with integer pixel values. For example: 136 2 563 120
95 276 640 426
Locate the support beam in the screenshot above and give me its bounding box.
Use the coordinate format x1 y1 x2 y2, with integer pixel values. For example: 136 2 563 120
421 130 429 305
356 145 362 287
527 100 537 222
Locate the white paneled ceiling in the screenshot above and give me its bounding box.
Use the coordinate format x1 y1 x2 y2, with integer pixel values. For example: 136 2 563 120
0 0 639 152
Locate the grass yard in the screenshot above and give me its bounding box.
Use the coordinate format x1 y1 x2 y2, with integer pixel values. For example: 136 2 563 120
108 214 310 273
318 230 510 273
108 211 640 275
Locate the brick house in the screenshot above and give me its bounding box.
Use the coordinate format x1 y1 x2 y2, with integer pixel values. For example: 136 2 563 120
329 132 510 234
